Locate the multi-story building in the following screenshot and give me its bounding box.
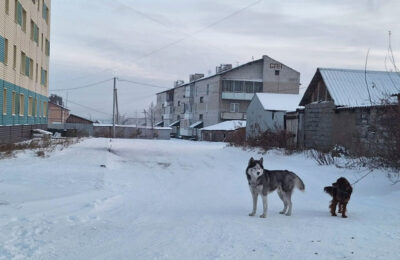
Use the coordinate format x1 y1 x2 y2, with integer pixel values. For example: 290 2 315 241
0 0 50 143
156 55 300 139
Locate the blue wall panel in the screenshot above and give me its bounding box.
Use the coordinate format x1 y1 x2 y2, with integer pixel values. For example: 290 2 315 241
0 79 48 126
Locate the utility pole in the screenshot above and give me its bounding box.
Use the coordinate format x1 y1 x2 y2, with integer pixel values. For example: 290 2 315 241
112 77 117 138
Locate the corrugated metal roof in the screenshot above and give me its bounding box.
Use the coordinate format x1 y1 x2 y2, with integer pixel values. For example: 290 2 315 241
319 68 400 107
255 93 302 111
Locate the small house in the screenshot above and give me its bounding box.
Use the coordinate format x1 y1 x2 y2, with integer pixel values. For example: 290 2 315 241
200 120 246 142
298 68 400 153
246 93 301 138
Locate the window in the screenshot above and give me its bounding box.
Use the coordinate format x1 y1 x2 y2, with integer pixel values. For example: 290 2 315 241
22 8 27 32
230 103 239 113
272 112 275 120
15 0 20 23
223 80 233 92
42 0 49 23
199 114 203 120
206 84 209 95
234 81 242 92
43 101 47 117
30 20 34 40
3 89 7 115
245 82 253 93
12 45 16 69
275 70 280 76
42 1 49 23
35 63 38 82
41 67 47 86
28 96 33 116
200 97 204 103
11 91 16 115
255 82 263 92
45 38 50 56
19 94 24 116
5 0 9 14
33 97 37 116
20 51 25 74
0 36 5 63
41 33 43 51
29 58 33 79
4 38 8 64
177 101 180 106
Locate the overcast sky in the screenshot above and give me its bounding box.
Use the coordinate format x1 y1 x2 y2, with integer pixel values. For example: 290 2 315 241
49 0 400 121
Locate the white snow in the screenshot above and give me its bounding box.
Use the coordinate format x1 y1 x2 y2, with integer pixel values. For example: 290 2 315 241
201 120 246 131
0 138 399 259
256 93 302 111
93 123 171 130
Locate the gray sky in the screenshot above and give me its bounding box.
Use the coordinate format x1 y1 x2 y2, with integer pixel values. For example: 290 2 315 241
49 0 400 121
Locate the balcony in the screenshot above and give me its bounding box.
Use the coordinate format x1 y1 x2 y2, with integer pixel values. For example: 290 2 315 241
221 92 255 101
221 112 247 120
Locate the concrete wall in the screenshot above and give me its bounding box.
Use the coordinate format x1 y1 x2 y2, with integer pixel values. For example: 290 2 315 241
192 75 221 128
303 101 335 150
301 101 392 154
93 126 171 140
262 56 300 94
48 123 93 137
223 59 263 80
246 96 286 138
0 124 47 144
201 130 233 142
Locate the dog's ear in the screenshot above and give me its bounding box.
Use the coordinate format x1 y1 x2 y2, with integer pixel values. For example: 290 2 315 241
259 157 263 166
248 157 254 165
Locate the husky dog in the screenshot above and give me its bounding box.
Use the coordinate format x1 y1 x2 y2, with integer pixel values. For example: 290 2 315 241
324 177 352 218
246 157 305 218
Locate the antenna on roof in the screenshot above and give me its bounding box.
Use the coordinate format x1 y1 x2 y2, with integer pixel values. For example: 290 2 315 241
364 48 373 105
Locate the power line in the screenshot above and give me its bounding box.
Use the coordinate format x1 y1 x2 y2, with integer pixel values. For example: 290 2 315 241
67 99 112 116
117 78 169 89
50 78 114 92
134 0 263 63
51 69 112 84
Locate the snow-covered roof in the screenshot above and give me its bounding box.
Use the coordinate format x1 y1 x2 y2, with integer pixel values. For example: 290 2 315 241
303 68 400 107
255 93 302 111
190 121 203 128
169 120 180 127
201 120 246 131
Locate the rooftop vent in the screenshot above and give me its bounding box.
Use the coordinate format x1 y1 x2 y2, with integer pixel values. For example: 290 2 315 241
174 80 185 87
216 64 232 74
189 73 205 82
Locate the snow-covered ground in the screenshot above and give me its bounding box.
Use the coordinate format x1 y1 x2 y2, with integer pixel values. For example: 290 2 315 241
0 138 399 260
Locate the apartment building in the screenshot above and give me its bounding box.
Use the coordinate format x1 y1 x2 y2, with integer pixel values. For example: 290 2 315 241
156 55 300 139
0 0 51 143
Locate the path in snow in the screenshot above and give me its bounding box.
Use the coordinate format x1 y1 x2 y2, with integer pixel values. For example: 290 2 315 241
0 138 399 259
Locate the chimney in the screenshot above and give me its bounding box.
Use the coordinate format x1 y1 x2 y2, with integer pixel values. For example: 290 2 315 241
174 80 184 87
189 73 204 82
216 64 232 74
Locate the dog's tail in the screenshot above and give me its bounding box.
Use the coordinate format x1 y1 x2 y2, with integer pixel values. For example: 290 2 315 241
324 186 334 197
295 175 305 191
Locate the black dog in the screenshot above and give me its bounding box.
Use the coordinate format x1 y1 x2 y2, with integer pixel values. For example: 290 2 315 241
324 177 353 218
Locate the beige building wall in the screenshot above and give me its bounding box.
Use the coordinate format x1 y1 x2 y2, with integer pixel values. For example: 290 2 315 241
0 0 50 97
